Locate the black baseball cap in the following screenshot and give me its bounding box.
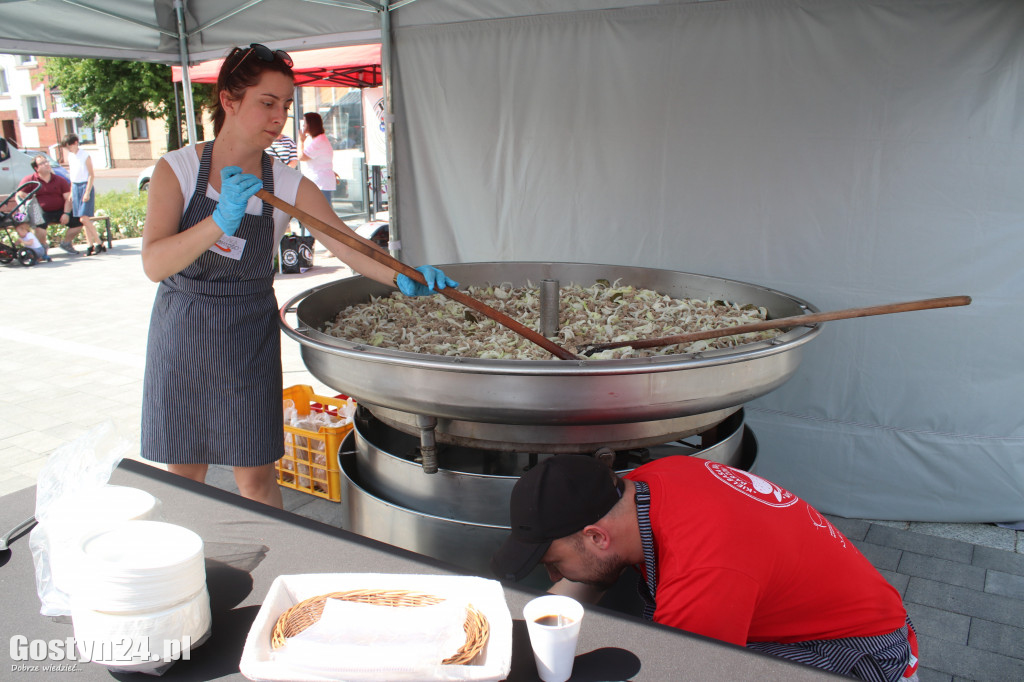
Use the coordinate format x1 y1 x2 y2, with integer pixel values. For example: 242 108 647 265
491 455 624 582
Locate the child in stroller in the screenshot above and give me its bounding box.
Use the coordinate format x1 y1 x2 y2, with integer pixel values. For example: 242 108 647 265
0 180 47 266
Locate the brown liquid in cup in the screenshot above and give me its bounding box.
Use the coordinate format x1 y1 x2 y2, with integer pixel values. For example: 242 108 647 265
534 614 573 627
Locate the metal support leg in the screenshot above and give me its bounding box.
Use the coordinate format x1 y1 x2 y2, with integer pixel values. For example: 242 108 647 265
594 447 616 470
417 414 439 474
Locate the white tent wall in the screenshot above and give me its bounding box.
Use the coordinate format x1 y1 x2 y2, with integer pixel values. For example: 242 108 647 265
390 0 1024 521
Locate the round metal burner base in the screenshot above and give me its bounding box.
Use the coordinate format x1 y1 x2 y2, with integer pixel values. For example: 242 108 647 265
353 408 747 525
338 411 757 575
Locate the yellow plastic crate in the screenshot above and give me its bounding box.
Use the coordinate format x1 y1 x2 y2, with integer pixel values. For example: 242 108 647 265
276 385 354 502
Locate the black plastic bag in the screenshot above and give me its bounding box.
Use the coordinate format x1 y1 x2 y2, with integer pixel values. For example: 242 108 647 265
279 233 315 274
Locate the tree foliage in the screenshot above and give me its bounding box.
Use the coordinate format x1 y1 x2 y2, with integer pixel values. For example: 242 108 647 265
45 57 210 144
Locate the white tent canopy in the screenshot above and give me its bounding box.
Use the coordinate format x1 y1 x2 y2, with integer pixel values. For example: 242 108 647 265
0 0 381 63
0 0 385 151
1 0 1020 522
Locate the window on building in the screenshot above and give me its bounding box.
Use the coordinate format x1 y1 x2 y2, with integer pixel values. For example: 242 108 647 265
130 117 149 140
24 95 44 121
0 68 8 95
16 55 37 66
78 125 97 145
69 118 96 145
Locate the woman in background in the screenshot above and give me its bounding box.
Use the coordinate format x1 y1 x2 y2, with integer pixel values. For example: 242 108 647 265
62 134 106 256
297 112 336 205
140 43 456 508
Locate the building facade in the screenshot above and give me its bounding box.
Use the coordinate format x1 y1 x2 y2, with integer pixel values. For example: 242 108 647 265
0 53 65 155
0 53 167 170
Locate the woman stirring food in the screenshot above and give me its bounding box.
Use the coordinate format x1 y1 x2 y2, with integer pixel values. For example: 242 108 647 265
140 43 457 508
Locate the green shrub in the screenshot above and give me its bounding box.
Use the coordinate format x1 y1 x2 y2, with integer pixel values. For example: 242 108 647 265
95 189 148 240
49 188 148 246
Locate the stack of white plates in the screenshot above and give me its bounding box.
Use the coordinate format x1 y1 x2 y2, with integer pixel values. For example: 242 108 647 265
71 520 211 671
43 485 162 596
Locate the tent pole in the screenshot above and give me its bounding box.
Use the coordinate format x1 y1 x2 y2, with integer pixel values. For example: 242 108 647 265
175 0 197 145
173 81 182 149
380 5 400 260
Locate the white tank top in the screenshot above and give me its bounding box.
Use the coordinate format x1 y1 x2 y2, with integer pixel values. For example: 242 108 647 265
162 144 302 244
68 148 91 183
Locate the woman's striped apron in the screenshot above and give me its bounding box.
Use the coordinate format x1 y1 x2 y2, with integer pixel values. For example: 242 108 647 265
141 142 283 467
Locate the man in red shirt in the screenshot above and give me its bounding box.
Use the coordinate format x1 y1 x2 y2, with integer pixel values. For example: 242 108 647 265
493 455 919 681
18 154 84 254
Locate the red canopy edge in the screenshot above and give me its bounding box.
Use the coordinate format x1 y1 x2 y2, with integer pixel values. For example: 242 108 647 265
172 44 381 88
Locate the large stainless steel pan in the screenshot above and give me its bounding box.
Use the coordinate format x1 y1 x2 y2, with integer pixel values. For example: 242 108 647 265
280 262 820 433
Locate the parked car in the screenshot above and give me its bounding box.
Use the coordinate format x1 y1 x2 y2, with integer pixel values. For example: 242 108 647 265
137 164 155 192
0 138 69 198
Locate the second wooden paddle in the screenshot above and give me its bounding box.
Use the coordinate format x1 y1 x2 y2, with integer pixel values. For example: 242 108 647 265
581 295 972 356
256 190 577 360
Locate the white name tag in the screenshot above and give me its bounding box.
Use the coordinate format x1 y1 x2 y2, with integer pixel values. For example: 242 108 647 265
209 235 245 260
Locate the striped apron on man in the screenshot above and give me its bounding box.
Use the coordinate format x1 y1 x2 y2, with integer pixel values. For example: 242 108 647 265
141 142 283 467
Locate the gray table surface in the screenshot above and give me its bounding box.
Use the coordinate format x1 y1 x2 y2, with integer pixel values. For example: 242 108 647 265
0 459 841 680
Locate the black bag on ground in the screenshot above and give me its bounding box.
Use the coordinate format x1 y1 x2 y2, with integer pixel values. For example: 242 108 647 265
278 233 315 274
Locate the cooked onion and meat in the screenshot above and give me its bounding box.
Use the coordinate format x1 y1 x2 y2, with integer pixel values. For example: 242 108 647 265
323 280 782 360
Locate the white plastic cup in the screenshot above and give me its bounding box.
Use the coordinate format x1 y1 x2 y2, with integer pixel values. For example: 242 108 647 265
523 595 584 682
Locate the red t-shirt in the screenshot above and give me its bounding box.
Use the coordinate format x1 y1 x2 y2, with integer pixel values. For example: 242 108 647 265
626 457 906 646
20 172 70 212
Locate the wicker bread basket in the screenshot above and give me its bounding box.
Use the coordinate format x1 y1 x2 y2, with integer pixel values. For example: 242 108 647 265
271 589 489 665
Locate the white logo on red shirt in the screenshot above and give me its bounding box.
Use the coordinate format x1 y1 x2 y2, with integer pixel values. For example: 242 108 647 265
806 505 848 548
705 461 798 508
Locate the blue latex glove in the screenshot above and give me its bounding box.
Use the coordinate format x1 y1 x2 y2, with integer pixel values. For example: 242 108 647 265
212 166 262 236
396 265 460 297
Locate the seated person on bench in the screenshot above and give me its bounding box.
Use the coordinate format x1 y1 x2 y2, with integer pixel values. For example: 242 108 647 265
18 154 82 255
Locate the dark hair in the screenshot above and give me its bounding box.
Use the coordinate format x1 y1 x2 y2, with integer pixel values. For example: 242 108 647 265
211 45 295 136
31 155 47 170
61 134 79 147
303 112 325 138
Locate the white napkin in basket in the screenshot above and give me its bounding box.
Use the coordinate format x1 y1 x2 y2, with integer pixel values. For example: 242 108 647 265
275 597 468 673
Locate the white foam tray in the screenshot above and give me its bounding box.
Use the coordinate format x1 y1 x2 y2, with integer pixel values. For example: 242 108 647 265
239 573 512 682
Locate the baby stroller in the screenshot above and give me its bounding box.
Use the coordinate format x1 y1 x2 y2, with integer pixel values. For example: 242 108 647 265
0 180 41 267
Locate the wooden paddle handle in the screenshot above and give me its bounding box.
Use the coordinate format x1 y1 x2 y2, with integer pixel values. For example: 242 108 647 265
256 190 578 360
586 295 973 353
